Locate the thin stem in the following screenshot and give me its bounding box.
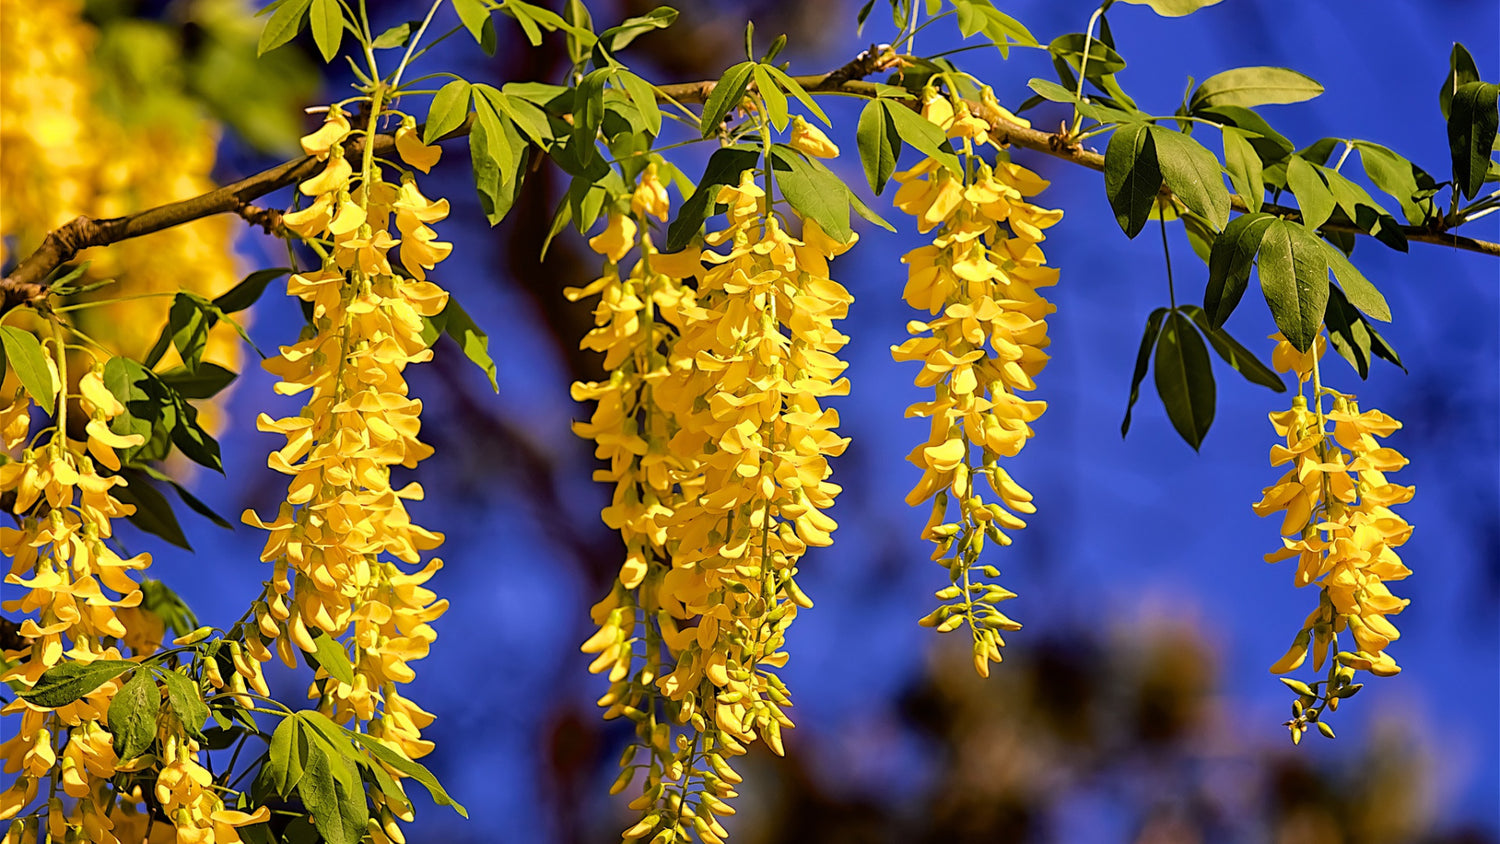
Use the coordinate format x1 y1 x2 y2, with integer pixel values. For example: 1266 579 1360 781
1332 140 1354 173
1070 6 1106 136
1159 210 1177 310
391 0 444 91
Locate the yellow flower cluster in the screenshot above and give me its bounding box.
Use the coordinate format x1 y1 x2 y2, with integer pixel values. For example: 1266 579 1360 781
243 106 451 835
573 161 855 842
890 90 1062 676
0 355 268 841
1255 334 1413 742
0 0 242 437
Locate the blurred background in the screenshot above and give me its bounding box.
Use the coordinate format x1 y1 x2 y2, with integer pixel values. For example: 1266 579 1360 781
3 0 1496 841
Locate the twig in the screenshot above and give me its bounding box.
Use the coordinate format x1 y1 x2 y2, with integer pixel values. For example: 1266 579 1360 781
3 54 1495 307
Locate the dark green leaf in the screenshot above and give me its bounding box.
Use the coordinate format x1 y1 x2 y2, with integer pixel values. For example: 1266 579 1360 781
0 326 55 410
1258 220 1330 352
1354 141 1435 225
297 736 367 844
345 729 469 817
167 294 211 373
1439 42 1480 121
598 6 678 52
1204 212 1275 326
215 268 290 314
857 99 899 194
22 660 134 708
266 716 306 796
571 69 609 163
1154 312 1216 449
1047 32 1127 78
114 472 192 550
1149 125 1231 230
168 397 223 473
108 669 161 759
1121 307 1168 437
1180 305 1285 391
257 0 311 56
883 99 961 175
770 146 852 243
139 579 198 638
158 363 237 400
1221 126 1264 211
1448 81 1499 200
1104 121 1161 238
666 146 760 251
1190 66 1322 111
1285 155 1335 230
700 62 756 138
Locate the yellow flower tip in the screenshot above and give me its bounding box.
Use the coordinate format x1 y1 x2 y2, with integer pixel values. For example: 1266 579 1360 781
789 116 839 159
396 124 442 173
588 214 637 263
630 162 671 221
300 109 352 157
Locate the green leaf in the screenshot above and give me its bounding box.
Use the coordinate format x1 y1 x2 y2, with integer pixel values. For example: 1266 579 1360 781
1149 125 1231 230
1285 155 1335 230
1221 126 1264 211
139 578 199 638
1354 141 1434 225
597 6 678 52
1320 239 1390 321
441 297 499 392
1047 32 1126 78
159 669 209 741
1448 81 1500 200
1121 307 1168 437
425 80 472 145
158 363 237 400
1104 120 1161 238
473 89 514 179
1027 78 1081 104
138 466 233 530
1155 312 1216 449
856 99 899 194
883 99 960 175
615 70 661 137
571 69 609 164
764 65 830 126
1315 164 1407 252
1257 220 1330 352
114 471 192 549
168 293 211 373
0 326 56 410
666 146 760 251
1180 305 1285 392
452 0 491 44
22 660 134 708
345 729 469 817
297 735 367 844
1324 285 1403 378
770 146 852 243
266 716 307 796
493 93 552 146
168 395 223 473
1439 42 1480 121
108 669 161 759
371 20 417 49
753 65 788 132
308 634 355 686
257 0 312 56
215 268 290 314
1118 0 1225 16
1204 212 1276 327
308 0 342 62
700 62 756 138
468 112 511 226
1190 66 1322 111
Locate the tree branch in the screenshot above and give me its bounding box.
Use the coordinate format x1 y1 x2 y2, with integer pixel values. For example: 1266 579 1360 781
3 51 1494 309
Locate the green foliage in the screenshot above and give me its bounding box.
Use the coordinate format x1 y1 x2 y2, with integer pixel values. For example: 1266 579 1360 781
0 326 55 410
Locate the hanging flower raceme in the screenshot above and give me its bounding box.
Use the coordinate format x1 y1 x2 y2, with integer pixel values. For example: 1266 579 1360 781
1254 333 1413 743
244 104 451 833
574 161 855 842
889 88 1062 677
1 353 268 842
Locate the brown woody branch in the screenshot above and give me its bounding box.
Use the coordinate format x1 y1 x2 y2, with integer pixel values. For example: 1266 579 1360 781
3 52 1495 309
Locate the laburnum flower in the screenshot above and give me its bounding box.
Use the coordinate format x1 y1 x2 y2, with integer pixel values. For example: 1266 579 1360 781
1254 334 1413 742
788 115 839 159
890 90 1062 677
0 355 207 837
244 104 454 834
